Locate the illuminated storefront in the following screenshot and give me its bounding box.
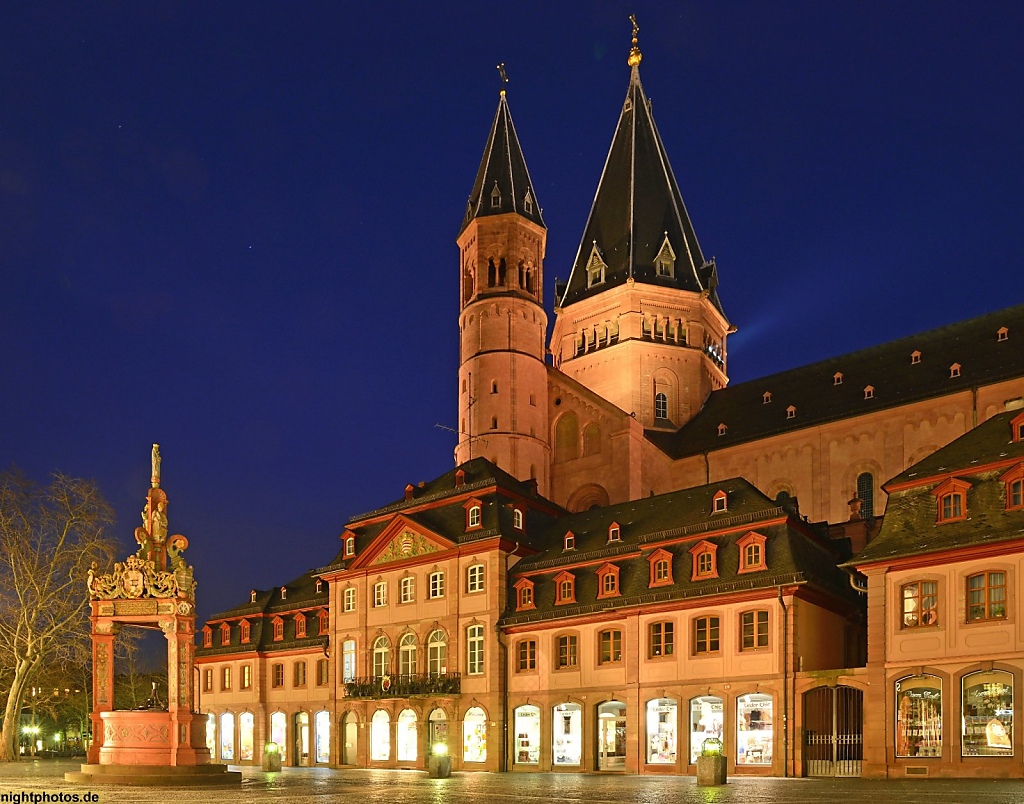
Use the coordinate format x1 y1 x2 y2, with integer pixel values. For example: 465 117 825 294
271 711 287 762
597 701 626 770
219 712 234 761
239 712 254 761
645 698 677 765
689 695 723 763
552 703 581 766
315 710 331 764
371 710 391 761
962 671 1012 757
463 706 487 763
397 709 418 762
736 693 772 765
896 675 941 758
513 705 541 765
206 713 216 757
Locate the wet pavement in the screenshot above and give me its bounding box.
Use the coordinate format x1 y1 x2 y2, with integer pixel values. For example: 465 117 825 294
2 759 1024 804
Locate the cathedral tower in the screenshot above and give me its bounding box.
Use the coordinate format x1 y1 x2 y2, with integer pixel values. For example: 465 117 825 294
455 87 551 496
549 29 732 431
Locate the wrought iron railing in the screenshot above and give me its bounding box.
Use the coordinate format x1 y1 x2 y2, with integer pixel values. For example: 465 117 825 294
342 672 461 699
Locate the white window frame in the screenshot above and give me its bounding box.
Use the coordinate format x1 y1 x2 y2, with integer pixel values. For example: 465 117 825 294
374 581 388 608
513 508 524 530
467 625 485 675
468 505 481 527
467 564 485 594
343 587 356 612
400 576 414 604
429 571 445 599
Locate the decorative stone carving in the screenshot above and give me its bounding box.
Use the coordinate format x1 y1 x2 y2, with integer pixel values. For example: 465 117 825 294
373 530 439 564
89 553 193 602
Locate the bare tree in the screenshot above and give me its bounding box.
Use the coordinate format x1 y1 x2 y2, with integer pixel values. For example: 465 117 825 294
0 470 117 762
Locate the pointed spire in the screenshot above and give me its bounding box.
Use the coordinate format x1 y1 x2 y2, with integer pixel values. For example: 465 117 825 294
460 73 545 235
557 26 725 319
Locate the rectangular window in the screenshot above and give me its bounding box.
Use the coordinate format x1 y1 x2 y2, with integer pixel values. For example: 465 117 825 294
557 635 578 669
602 573 618 595
429 571 445 599
316 658 329 686
293 661 307 687
203 668 213 692
467 625 484 675
741 610 769 649
599 629 622 664
295 616 306 639
694 616 720 654
343 587 356 612
221 667 231 691
400 576 414 604
967 572 1007 621
467 564 484 593
342 639 357 683
517 639 536 672
241 665 252 690
272 663 284 688
901 581 938 627
649 621 674 657
374 581 387 608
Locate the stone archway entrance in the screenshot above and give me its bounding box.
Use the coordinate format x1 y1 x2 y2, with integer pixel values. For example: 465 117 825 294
803 686 863 777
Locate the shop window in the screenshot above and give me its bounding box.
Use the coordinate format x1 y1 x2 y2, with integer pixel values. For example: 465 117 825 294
272 617 284 642
552 703 582 765
736 694 773 765
514 577 535 611
895 675 942 758
202 626 212 648
295 614 306 639
427 629 447 676
712 490 727 513
239 619 250 643
514 705 541 764
689 696 724 764
466 624 484 675
342 639 357 683
598 629 622 664
221 666 231 691
397 709 417 763
962 670 1013 756
517 639 536 672
648 621 674 658
219 622 230 645
239 712 255 762
901 581 938 627
293 660 306 687
372 636 390 678
373 581 387 607
400 576 414 604
608 523 621 542
556 634 578 669
648 548 674 588
241 664 252 690
316 658 329 686
738 531 767 573
740 610 769 650
645 698 677 764
270 712 287 761
219 713 234 761
315 710 331 764
463 706 488 763
343 587 356 612
555 570 576 605
967 571 1007 621
597 563 620 598
466 563 485 593
429 570 445 599
371 710 391 761
689 541 718 581
271 663 284 688
693 616 720 655
399 633 417 676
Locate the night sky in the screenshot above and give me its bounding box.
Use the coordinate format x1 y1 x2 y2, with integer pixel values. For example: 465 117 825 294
2 3 1022 625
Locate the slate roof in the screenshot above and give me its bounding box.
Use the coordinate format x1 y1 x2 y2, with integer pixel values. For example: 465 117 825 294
459 91 545 235
851 411 1024 567
502 478 859 626
648 304 1024 459
557 61 723 316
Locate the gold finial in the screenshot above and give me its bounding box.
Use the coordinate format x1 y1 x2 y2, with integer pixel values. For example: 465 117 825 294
628 14 642 67
497 62 508 96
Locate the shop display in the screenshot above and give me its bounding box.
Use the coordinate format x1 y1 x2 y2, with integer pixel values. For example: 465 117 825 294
646 698 677 764
271 711 287 761
962 671 1013 757
736 694 772 765
896 675 941 758
219 712 234 761
239 713 255 761
463 707 487 763
371 710 391 761
689 696 724 763
552 703 582 765
315 711 331 764
514 705 541 764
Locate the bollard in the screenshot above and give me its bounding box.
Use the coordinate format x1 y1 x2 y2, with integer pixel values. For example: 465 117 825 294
427 742 451 778
262 741 282 772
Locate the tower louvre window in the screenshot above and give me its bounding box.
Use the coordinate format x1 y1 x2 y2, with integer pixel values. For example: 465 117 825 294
490 182 501 209
654 233 676 278
585 243 606 288
523 190 533 214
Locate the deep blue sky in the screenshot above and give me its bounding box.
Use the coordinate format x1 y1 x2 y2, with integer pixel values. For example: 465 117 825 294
2 3 1022 624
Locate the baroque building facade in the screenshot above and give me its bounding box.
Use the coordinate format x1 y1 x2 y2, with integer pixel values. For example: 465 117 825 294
196 34 1024 778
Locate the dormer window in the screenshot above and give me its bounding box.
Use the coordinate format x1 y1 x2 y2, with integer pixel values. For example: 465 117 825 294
1001 463 1024 510
250 589 257 603
315 579 322 594
317 609 329 634
717 423 727 437
834 372 843 385
295 614 307 639
932 477 970 523
202 626 212 648
786 405 796 419
597 563 620 599
950 363 961 378
864 385 874 400
738 531 768 573
465 498 483 530
344 536 355 557
689 540 719 581
272 617 284 642
712 490 728 513
763 392 772 404
911 350 922 364
563 532 575 551
554 571 576 605
1012 411 1024 443
513 508 524 530
608 523 621 543
523 189 534 215
220 622 230 645
998 326 1009 342
586 242 606 288
514 578 535 611
654 233 676 278
648 548 674 588
280 586 287 600
240 619 251 643
490 182 501 209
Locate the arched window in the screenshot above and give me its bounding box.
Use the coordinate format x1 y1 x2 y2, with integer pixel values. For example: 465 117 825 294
554 413 579 463
399 633 417 676
856 472 874 518
397 709 418 762
895 675 942 758
314 711 331 764
219 712 235 761
463 706 487 762
239 712 255 762
373 636 390 678
427 629 447 676
962 670 1013 756
655 393 668 420
371 710 391 761
583 423 601 456
270 711 287 761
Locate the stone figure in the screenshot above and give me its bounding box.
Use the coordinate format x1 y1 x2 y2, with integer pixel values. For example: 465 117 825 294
151 443 161 488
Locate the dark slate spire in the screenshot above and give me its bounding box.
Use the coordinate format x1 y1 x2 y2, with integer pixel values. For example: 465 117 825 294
557 47 724 317
460 87 545 235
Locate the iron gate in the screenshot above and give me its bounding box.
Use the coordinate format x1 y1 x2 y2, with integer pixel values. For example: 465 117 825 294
803 685 863 777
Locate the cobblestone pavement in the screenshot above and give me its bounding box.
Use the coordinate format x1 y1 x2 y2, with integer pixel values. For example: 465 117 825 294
3 760 1024 804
